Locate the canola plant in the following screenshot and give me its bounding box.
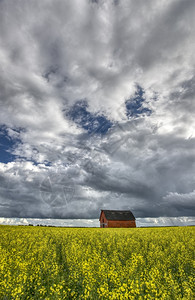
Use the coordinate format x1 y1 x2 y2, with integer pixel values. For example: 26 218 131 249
0 226 194 299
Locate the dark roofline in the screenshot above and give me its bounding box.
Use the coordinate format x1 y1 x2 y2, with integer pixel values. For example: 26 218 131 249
100 209 136 221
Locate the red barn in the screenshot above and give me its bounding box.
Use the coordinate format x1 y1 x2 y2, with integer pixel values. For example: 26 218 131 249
99 210 136 228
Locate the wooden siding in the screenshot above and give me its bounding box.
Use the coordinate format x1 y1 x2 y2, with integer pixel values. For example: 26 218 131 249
100 211 108 228
107 220 136 228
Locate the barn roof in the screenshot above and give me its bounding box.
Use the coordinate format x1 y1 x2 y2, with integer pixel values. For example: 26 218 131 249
101 210 135 221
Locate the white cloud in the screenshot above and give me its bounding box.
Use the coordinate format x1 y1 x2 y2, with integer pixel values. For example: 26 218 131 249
1 0 194 124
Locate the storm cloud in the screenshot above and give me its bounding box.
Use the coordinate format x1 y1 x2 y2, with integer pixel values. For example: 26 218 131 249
0 0 195 221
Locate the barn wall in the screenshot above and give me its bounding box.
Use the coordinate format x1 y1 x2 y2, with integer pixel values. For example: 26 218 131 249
107 220 136 228
100 212 108 228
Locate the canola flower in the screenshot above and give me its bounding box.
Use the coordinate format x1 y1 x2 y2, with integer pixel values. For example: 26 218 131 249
0 226 194 299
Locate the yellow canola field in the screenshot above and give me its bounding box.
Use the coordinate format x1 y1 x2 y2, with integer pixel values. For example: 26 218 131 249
0 226 194 299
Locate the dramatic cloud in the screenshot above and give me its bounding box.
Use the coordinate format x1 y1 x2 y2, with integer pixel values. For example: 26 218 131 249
0 0 194 221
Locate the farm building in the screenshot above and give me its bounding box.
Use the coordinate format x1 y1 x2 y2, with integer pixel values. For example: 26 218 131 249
99 209 136 228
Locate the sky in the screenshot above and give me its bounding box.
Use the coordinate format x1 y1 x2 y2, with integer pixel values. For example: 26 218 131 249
0 0 195 223
0 216 194 228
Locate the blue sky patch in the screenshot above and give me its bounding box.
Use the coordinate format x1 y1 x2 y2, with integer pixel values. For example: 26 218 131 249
0 127 20 163
67 100 113 135
126 85 152 118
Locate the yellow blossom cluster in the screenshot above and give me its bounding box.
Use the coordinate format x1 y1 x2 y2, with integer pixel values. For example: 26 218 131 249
0 226 194 299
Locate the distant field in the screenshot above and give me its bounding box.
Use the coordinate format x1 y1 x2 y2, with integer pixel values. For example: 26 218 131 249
0 226 194 299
